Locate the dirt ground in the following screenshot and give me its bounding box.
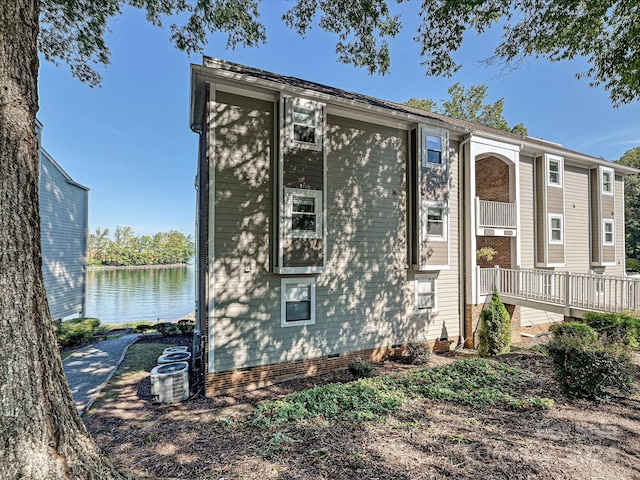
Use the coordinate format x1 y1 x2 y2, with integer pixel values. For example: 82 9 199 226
84 335 640 480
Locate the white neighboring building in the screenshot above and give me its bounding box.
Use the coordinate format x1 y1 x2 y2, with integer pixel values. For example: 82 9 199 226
37 120 89 320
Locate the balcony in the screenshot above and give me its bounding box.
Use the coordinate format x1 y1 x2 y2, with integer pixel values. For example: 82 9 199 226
476 198 517 235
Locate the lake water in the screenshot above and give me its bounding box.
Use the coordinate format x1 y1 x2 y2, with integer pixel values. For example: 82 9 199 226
85 264 195 325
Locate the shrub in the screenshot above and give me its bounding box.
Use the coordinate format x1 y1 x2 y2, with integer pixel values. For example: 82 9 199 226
551 322 599 343
348 358 375 379
155 322 180 336
547 334 635 400
478 288 512 357
406 342 430 365
134 323 154 334
56 318 102 348
177 318 195 334
582 312 640 349
626 258 640 271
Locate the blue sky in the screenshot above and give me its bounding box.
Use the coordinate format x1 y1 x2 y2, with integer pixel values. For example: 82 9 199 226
37 2 640 237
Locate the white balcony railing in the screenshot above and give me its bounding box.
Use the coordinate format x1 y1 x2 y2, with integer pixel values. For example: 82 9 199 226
477 198 517 229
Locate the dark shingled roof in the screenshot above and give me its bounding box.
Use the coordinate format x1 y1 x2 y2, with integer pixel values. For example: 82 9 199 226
202 56 630 168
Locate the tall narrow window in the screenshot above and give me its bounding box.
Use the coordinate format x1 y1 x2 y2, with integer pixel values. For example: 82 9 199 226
281 278 316 326
415 274 437 312
549 214 563 244
423 202 447 241
286 97 323 151
601 168 613 195
419 126 448 168
285 188 322 239
546 155 563 187
292 105 316 144
426 135 442 165
603 219 614 245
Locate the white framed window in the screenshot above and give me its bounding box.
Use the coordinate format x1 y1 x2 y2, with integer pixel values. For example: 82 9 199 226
419 126 448 168
422 202 447 241
285 188 323 239
601 167 614 196
603 219 614 245
281 277 316 327
415 274 437 312
549 214 563 244
286 97 323 151
546 155 563 187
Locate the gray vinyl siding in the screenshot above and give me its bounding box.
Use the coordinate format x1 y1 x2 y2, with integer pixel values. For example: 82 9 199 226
283 148 323 190
39 151 88 320
611 175 625 274
211 102 459 371
590 170 600 264
535 158 545 264
421 241 448 265
283 238 324 266
563 165 591 271
519 156 536 268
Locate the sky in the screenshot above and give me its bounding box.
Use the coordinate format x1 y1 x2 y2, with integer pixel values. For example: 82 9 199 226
37 2 640 238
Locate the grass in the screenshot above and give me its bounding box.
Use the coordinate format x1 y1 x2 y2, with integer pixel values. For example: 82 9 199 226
251 358 553 429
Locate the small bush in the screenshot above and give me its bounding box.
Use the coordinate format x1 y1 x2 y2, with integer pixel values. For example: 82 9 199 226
547 334 635 400
551 322 599 343
348 358 375 379
155 322 180 336
406 342 430 365
134 324 154 334
478 289 512 357
583 312 640 349
56 318 102 348
626 258 640 271
177 318 195 334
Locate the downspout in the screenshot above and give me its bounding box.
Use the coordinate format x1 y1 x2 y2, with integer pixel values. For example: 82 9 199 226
458 134 472 347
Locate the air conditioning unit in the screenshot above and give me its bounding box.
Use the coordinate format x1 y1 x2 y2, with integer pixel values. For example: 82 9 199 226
150 362 189 403
157 351 191 364
163 346 189 355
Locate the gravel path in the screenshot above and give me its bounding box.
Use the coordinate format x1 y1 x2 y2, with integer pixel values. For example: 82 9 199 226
63 333 140 415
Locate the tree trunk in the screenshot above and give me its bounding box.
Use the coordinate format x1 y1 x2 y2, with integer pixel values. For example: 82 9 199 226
0 2 127 478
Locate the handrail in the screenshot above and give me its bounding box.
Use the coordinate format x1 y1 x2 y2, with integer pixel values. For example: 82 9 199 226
477 199 517 229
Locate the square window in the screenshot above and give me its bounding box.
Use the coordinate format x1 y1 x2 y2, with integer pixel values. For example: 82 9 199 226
285 188 322 239
416 275 437 312
549 215 563 244
281 278 316 326
603 220 614 245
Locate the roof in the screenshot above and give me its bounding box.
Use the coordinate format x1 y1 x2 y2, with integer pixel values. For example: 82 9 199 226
191 57 638 175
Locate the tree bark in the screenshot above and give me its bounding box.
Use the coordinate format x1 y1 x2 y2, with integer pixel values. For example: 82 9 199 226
0 1 128 478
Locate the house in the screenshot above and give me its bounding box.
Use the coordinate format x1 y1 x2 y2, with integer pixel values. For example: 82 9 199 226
189 57 637 396
37 120 89 321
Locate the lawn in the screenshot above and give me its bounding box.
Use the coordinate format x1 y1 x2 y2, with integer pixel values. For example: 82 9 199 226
84 338 640 480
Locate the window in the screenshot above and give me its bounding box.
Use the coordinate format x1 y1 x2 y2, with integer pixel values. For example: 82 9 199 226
549 214 563 244
286 97 323 150
420 126 448 168
285 188 322 239
415 274 437 312
601 167 614 195
423 202 447 241
546 155 563 187
603 219 614 245
281 278 316 326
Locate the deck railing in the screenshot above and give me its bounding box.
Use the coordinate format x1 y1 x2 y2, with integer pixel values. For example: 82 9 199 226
477 198 517 229
478 267 640 315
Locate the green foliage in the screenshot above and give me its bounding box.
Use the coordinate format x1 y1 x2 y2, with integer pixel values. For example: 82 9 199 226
177 318 195 334
551 322 599 344
56 318 102 348
348 358 375 379
134 324 154 334
547 334 635 400
155 322 181 336
478 289 512 357
616 147 640 260
252 358 552 428
406 342 430 365
582 312 640 349
88 226 194 266
405 83 528 135
476 246 497 263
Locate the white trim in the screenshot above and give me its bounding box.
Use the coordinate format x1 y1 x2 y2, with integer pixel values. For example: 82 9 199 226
423 201 448 242
600 166 614 196
546 154 563 188
602 218 615 246
548 214 563 244
284 188 323 239
275 266 325 274
419 125 449 169
281 277 316 327
415 274 438 313
413 264 451 271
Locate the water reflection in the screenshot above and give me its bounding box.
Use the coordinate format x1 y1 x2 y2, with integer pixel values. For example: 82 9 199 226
86 264 195 324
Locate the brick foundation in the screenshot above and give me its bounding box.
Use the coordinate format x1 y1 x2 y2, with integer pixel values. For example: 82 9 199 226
205 338 457 397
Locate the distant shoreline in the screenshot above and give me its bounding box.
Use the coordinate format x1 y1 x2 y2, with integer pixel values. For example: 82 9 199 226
87 263 191 272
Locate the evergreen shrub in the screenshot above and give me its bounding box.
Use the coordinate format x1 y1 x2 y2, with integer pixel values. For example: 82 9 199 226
56 318 102 348
582 312 640 349
348 358 375 379
406 342 430 365
478 288 512 357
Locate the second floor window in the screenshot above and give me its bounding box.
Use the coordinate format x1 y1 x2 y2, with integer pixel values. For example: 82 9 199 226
547 156 563 187
602 169 613 195
285 188 322 239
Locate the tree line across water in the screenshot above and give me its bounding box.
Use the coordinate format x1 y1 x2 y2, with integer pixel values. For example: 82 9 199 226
88 226 195 267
